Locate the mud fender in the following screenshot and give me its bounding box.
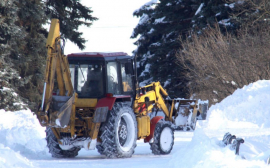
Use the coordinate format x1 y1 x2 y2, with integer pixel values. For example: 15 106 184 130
95 97 116 110
144 116 164 143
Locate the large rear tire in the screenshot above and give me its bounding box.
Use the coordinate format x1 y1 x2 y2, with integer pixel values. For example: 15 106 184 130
150 121 174 155
45 127 80 158
97 103 137 158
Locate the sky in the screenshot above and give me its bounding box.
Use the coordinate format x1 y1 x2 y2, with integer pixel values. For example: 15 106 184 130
64 0 150 56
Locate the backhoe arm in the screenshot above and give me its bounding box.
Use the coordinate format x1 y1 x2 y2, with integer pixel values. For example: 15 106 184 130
41 19 73 112
37 19 75 128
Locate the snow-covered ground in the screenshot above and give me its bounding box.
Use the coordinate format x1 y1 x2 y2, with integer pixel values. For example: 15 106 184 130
1 80 270 167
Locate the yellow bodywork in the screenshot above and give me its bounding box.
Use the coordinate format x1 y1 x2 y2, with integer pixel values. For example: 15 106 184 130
136 115 150 139
133 82 199 138
36 19 100 142
134 82 169 116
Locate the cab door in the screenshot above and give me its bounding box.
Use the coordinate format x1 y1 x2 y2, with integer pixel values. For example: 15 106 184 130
106 59 134 96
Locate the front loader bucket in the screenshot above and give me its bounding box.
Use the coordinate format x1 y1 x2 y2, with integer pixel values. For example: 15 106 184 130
51 94 75 127
172 99 208 131
198 102 208 120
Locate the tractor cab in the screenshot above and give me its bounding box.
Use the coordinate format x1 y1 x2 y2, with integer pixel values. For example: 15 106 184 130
67 52 135 99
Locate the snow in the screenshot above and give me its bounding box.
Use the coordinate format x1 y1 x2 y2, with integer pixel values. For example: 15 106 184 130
225 3 235 9
0 144 33 168
148 28 155 34
170 80 270 167
139 63 151 77
0 109 47 167
195 3 204 16
231 81 237 85
134 0 158 13
219 18 231 26
164 80 170 87
1 80 270 167
154 16 166 24
138 14 149 25
150 42 161 46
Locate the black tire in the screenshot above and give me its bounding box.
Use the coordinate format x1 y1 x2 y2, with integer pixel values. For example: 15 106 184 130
150 121 174 155
97 103 137 158
96 144 105 155
45 127 80 158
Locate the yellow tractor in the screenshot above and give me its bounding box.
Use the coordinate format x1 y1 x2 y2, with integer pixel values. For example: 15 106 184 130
35 19 208 158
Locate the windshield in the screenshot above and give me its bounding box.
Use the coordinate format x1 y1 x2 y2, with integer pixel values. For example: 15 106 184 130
69 63 104 98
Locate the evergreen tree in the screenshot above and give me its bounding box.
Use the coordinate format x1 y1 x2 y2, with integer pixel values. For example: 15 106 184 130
44 0 98 49
0 0 28 110
14 0 48 110
133 0 270 100
132 0 200 98
132 1 157 86
0 0 97 111
192 0 235 33
229 0 270 29
192 0 270 34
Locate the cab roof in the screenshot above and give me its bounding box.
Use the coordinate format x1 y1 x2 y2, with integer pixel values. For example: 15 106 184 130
67 52 128 58
67 52 133 62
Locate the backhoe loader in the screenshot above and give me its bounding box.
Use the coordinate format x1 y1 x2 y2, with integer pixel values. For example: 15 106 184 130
35 19 208 158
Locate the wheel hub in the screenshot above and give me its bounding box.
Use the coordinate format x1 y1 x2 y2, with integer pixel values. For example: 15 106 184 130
160 127 173 152
118 118 128 146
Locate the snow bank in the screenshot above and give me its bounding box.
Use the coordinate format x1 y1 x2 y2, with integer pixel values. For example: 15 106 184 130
0 109 48 167
206 80 270 130
170 80 270 167
170 130 267 168
0 144 33 168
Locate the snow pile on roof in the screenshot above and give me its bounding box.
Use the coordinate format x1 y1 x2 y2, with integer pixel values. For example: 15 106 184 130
0 109 47 167
170 80 270 167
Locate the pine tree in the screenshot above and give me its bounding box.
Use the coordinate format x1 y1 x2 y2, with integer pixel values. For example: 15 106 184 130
0 0 97 111
0 0 28 110
132 1 157 86
44 0 98 49
229 0 270 29
132 0 200 98
13 0 48 110
191 0 242 35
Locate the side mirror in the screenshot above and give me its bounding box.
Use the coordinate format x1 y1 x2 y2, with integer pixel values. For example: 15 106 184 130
125 62 133 75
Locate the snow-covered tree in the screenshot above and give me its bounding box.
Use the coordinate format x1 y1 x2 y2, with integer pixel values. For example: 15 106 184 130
132 0 200 98
0 0 28 110
192 0 235 33
44 0 98 49
132 0 157 87
230 0 270 29
0 0 97 111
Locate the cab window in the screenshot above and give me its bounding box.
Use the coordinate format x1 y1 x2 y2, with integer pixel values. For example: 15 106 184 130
70 63 104 98
121 63 133 92
107 62 120 94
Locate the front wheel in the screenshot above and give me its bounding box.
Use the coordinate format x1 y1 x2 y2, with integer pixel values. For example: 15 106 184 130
150 121 174 155
97 103 137 158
